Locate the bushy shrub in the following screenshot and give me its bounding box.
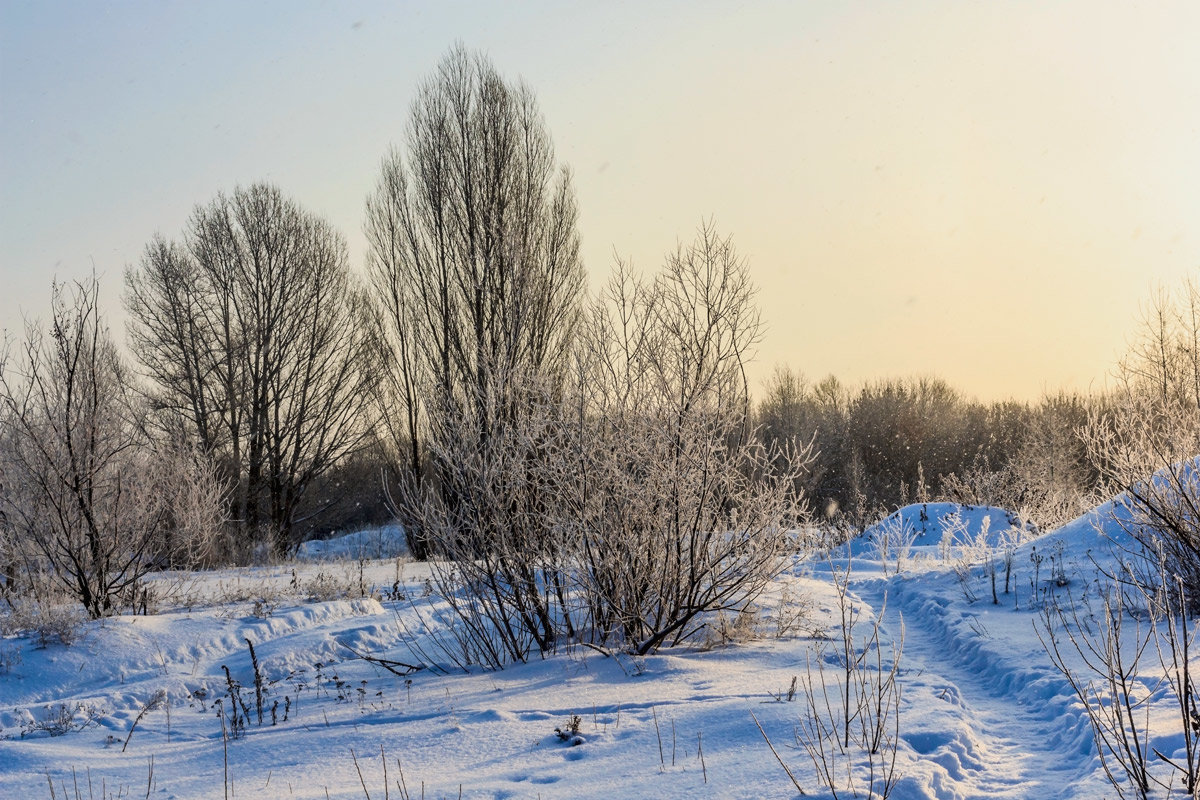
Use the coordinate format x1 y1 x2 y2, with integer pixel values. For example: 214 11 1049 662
0 599 86 647
1087 278 1200 610
399 225 809 667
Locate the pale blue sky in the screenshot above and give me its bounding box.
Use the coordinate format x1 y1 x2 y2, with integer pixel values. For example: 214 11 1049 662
3 1 1199 400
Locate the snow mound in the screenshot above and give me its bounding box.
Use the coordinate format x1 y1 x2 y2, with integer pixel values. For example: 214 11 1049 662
1035 497 1137 554
848 502 1035 558
296 524 408 561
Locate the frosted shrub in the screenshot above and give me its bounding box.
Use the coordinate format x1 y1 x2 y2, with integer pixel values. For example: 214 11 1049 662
396 225 811 667
555 394 807 655
1086 277 1200 611
304 570 352 602
870 516 918 576
788 560 903 799
1 599 86 647
0 278 226 618
552 235 810 655
1039 555 1200 799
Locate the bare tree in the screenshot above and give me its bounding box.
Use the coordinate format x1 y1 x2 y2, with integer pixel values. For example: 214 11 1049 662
126 183 374 556
0 403 23 605
364 44 585 557
0 278 164 617
1087 278 1200 609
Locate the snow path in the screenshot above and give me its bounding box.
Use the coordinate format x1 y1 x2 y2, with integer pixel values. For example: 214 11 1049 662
854 575 1101 800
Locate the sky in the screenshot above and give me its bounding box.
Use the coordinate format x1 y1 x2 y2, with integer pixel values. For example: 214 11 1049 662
2 0 1199 402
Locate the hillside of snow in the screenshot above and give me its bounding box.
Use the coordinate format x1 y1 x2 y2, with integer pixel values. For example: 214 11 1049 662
0 495 1189 799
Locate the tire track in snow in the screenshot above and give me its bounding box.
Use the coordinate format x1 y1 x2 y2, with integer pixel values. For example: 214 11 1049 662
853 577 1101 800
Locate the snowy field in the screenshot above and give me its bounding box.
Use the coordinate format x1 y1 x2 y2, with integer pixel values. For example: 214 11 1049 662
0 502 1185 799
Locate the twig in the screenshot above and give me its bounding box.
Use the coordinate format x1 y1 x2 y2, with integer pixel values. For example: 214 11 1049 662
123 690 166 753
395 757 413 800
351 748 372 800
580 642 613 657
246 638 264 726
381 745 390 800
221 703 230 800
652 707 665 769
751 711 806 795
342 643 425 676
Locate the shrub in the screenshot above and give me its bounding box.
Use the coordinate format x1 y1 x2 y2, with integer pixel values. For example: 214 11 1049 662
397 225 810 667
0 599 86 647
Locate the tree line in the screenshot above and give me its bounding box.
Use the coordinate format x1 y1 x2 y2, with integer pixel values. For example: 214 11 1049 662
1 44 1197 643
756 372 1100 535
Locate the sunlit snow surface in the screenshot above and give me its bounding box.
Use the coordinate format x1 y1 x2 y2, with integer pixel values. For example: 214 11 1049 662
0 502 1179 799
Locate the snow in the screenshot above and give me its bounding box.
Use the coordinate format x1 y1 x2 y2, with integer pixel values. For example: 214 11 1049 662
847 502 1037 559
296 524 408 562
0 500 1189 799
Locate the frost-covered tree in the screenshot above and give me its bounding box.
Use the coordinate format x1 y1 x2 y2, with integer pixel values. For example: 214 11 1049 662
1088 278 1200 608
1008 392 1097 527
0 278 222 617
365 44 585 558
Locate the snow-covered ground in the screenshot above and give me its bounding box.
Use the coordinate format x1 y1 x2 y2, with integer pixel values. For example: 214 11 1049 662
0 500 1185 799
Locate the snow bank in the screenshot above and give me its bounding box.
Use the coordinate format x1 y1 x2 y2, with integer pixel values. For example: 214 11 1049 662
296 524 408 561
